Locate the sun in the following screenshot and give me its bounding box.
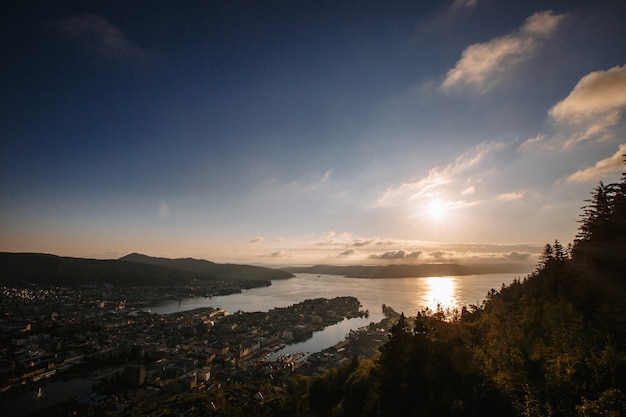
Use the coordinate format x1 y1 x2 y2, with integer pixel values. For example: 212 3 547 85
426 199 447 221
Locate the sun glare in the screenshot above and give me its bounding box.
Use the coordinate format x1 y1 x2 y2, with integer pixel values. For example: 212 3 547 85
424 277 458 311
426 199 447 221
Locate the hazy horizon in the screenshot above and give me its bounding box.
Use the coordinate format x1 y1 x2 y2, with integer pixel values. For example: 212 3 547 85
2 1 625 266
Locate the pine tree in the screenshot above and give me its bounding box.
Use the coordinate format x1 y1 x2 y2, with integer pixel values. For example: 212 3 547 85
573 162 626 280
537 243 554 270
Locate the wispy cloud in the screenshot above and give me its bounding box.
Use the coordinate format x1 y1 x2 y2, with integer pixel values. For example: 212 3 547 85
441 10 565 92
565 143 626 183
522 65 626 151
451 0 478 12
377 141 505 207
426 0 479 30
52 13 152 62
287 170 333 192
249 237 264 244
550 65 626 147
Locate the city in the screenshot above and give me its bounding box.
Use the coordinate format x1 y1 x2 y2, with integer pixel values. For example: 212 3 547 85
0 282 395 415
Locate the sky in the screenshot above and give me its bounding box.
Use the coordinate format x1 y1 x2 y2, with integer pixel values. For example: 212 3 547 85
2 0 626 267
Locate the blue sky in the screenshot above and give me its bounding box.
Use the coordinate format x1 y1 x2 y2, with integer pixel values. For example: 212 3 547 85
2 0 625 266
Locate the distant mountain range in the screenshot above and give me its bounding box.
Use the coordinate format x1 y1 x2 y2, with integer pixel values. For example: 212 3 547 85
0 251 529 287
0 252 293 286
282 263 532 278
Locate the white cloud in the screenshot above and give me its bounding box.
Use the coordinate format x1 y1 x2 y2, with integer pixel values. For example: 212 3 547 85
550 65 626 147
521 10 563 36
565 143 626 183
522 65 626 151
442 10 565 92
550 65 626 123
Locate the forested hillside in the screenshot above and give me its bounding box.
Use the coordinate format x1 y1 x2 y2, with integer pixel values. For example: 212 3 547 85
304 168 626 416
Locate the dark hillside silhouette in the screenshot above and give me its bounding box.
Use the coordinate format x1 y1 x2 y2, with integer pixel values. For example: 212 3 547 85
0 252 209 286
119 253 294 281
0 252 292 286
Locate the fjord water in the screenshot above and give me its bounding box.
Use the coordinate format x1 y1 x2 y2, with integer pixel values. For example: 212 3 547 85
149 273 524 353
150 273 523 318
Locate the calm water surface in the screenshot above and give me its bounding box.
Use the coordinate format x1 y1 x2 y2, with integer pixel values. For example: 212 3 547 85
149 273 523 356
149 273 521 320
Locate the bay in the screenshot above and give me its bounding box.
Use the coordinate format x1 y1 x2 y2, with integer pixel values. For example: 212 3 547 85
148 273 524 356
149 273 522 319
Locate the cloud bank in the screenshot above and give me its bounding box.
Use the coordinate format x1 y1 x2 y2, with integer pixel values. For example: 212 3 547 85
368 250 423 260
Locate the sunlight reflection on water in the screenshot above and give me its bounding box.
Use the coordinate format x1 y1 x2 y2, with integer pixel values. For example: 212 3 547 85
423 277 460 311
150 273 521 318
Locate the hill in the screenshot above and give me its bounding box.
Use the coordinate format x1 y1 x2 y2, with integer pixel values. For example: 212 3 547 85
119 253 294 281
0 252 212 287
